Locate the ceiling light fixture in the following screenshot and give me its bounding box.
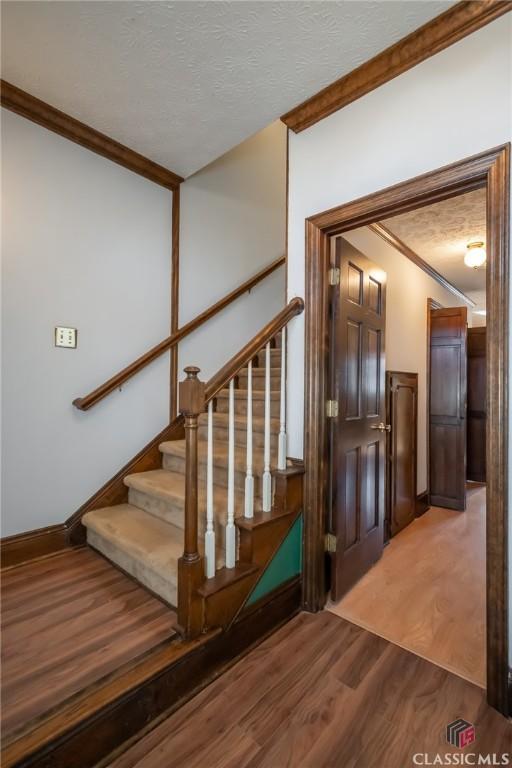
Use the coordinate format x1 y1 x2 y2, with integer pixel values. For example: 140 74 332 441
464 241 486 269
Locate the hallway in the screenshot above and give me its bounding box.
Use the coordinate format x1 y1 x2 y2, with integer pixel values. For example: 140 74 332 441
329 485 486 687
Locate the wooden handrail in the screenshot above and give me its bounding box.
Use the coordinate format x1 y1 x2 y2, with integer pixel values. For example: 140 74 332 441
73 256 285 411
205 297 304 403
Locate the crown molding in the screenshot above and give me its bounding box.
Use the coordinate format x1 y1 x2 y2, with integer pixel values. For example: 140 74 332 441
281 1 512 133
1 80 184 189
370 222 477 307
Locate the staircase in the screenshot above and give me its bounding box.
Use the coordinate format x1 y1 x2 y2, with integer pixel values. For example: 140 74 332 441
83 338 286 615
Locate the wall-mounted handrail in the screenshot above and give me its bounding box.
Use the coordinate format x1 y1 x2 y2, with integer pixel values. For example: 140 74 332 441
73 255 285 411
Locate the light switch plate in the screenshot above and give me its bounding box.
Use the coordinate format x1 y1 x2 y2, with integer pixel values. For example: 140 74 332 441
55 326 77 348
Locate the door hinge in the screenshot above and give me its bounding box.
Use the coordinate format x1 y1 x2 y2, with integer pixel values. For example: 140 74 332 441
328 267 340 286
326 399 339 418
325 532 337 553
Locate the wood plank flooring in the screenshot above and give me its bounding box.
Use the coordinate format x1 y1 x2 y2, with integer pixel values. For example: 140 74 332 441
329 484 486 687
1 547 177 739
107 611 511 768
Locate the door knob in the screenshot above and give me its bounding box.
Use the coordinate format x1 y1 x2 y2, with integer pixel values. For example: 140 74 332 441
370 422 391 432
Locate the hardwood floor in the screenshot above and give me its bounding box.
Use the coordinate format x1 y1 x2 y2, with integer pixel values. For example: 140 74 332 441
1 546 177 740
107 611 510 768
329 484 486 687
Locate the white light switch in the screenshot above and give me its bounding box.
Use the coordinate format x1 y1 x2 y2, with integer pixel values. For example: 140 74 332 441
55 327 77 348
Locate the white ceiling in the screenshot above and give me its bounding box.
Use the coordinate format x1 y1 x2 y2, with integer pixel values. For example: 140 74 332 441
382 188 487 293
1 1 453 178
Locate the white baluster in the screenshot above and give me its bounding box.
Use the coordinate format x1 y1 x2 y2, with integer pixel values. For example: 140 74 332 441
277 328 287 471
262 342 272 512
205 400 215 578
244 360 254 518
225 378 236 567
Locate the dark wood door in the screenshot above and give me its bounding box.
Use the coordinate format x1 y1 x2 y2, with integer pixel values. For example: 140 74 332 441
467 327 486 483
386 371 418 539
330 237 387 601
429 306 467 511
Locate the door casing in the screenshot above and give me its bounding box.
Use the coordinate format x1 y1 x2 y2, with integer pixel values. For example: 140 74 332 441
302 144 510 715
386 370 418 540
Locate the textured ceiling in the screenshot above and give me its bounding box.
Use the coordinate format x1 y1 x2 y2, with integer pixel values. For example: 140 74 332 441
1 1 453 178
382 188 487 293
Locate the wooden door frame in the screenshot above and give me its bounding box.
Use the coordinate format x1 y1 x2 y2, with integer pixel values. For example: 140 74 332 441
426 297 444 505
385 370 418 542
303 144 510 714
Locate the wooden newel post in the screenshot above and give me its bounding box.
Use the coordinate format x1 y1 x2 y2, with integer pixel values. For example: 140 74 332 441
177 366 206 637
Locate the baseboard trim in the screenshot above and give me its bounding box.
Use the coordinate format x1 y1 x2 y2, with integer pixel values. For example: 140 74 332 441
416 491 430 517
4 578 301 768
1 525 70 569
1 418 186 569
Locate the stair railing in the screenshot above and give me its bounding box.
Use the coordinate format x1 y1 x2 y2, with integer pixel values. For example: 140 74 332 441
72 256 285 412
177 298 304 636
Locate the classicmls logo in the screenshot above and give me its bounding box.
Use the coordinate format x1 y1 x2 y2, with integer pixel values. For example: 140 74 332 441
412 720 510 764
446 719 476 749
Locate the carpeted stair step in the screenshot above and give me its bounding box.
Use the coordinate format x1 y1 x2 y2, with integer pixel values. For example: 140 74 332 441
198 412 279 447
237 367 281 391
160 438 277 495
124 468 248 534
215 387 280 418
254 347 282 367
82 504 183 606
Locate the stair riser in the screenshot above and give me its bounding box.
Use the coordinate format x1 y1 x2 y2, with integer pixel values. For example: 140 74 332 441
162 453 265 496
128 487 185 531
256 348 282 366
128 486 245 544
238 373 280 391
87 529 178 607
216 396 280 418
198 422 279 448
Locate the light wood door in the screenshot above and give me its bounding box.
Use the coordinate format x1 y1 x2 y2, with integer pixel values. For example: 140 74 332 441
386 371 418 538
329 237 387 601
429 306 467 511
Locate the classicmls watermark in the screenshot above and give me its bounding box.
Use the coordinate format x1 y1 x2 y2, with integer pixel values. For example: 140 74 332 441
447 720 476 749
412 720 511 765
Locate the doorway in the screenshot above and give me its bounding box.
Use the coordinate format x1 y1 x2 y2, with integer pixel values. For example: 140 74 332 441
302 145 509 714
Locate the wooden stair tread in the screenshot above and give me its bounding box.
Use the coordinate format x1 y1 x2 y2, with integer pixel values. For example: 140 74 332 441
197 563 259 597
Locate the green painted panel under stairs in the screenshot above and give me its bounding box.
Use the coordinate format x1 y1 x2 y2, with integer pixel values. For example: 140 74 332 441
106 611 511 767
246 514 303 606
0 547 177 741
82 339 283 607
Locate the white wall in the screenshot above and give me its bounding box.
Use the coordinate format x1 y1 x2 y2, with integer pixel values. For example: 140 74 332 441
1 109 172 536
286 15 511 659
178 120 286 384
342 228 469 494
